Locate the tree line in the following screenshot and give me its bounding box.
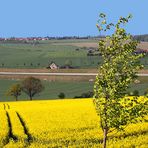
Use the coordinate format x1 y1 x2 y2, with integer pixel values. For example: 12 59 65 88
133 34 148 42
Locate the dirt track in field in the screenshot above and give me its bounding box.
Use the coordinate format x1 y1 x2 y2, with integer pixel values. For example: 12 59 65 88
52 42 99 48
0 68 98 73
0 68 147 82
0 68 147 74
0 68 97 81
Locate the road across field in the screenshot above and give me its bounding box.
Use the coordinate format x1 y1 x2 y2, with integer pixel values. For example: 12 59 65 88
0 72 148 76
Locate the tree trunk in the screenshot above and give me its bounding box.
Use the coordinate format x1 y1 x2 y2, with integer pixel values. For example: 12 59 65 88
30 96 32 101
15 96 18 101
103 128 108 148
29 93 33 101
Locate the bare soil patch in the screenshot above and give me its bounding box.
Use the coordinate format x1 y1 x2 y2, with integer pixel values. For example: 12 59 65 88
52 42 98 48
52 41 148 50
0 68 98 73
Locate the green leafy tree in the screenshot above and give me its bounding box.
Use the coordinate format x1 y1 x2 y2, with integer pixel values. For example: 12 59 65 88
65 59 72 67
94 13 147 148
21 77 44 100
6 84 22 101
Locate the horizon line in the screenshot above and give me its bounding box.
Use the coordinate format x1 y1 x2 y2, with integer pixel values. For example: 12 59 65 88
0 34 148 39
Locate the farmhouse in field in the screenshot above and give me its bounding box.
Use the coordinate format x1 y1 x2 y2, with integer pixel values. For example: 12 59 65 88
47 62 59 69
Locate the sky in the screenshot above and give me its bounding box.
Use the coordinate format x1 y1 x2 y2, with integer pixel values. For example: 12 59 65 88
0 0 148 37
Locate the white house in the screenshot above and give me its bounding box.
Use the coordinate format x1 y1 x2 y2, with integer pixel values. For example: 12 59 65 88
47 62 59 69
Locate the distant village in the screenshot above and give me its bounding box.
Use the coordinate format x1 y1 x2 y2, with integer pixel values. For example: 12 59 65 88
0 37 49 41
0 34 148 42
0 36 100 42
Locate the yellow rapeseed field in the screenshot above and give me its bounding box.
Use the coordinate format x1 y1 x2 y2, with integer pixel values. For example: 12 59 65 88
0 98 147 147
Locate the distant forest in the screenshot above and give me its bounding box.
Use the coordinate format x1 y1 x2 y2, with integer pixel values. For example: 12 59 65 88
133 34 148 42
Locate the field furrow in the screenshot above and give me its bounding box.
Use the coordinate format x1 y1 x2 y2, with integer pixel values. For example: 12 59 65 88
16 112 33 144
0 110 9 147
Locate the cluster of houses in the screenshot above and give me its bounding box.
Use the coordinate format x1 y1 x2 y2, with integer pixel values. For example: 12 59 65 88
0 37 49 41
0 36 100 42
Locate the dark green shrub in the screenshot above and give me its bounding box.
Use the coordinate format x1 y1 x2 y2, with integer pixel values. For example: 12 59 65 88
133 90 139 96
58 92 65 99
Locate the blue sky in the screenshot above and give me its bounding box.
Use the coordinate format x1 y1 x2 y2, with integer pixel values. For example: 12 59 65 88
0 0 148 37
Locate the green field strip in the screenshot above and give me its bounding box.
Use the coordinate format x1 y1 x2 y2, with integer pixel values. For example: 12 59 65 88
0 41 147 69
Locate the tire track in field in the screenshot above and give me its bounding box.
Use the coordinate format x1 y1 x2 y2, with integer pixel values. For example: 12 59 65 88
7 104 10 109
1 109 9 146
2 104 33 146
3 104 10 110
3 104 6 110
16 112 33 145
2 104 13 146
6 111 18 142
